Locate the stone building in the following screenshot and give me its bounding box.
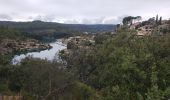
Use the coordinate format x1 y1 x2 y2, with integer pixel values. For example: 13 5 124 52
137 25 153 36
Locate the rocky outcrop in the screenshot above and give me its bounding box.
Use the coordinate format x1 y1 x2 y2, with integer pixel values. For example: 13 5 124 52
0 39 52 55
59 36 95 57
64 36 95 50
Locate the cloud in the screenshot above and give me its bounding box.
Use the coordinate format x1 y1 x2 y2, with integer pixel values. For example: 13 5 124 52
0 0 170 24
62 16 125 24
0 14 12 20
28 15 57 22
63 19 80 24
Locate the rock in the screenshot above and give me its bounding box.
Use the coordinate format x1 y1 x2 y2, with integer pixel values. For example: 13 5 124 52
0 39 52 55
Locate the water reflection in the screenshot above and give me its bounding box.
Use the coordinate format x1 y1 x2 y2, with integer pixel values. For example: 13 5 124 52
12 41 66 65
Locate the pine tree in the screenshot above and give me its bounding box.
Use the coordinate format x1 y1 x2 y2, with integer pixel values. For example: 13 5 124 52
156 15 159 24
159 16 162 25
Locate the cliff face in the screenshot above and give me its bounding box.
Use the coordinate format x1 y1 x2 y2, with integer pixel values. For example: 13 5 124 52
0 39 52 55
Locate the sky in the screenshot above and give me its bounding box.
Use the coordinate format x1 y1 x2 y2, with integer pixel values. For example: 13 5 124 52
0 0 170 24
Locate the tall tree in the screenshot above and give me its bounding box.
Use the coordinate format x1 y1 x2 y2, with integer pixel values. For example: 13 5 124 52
134 16 142 23
159 16 162 25
122 16 134 26
156 14 159 24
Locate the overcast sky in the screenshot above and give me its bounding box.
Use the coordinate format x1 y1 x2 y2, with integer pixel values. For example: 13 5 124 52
0 0 170 24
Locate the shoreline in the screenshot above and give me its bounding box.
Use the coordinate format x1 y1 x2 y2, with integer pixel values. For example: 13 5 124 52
11 40 67 65
0 39 52 55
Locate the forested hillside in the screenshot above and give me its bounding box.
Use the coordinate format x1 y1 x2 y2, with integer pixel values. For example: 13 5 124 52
0 21 115 41
60 29 170 100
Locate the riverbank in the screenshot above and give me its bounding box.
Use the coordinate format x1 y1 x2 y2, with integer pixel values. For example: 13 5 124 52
12 40 66 65
59 35 95 59
0 39 52 55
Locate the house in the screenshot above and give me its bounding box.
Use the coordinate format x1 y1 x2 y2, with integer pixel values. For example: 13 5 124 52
137 25 153 36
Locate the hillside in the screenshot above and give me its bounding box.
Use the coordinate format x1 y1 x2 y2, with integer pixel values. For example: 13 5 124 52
0 21 115 33
0 21 115 41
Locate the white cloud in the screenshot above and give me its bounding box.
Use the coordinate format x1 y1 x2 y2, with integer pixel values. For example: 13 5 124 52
0 0 170 24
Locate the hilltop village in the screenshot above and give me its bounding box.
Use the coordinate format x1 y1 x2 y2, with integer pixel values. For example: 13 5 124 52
117 15 170 36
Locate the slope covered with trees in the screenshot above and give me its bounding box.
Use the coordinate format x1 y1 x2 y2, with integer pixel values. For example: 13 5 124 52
0 27 170 100
0 21 115 42
61 29 170 100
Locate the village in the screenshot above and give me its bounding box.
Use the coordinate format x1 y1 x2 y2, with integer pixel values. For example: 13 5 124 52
117 15 170 36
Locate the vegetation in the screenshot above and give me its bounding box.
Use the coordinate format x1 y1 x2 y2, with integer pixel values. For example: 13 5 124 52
61 29 170 100
0 22 170 99
0 27 25 65
0 21 115 42
0 57 101 100
0 27 24 40
122 16 141 26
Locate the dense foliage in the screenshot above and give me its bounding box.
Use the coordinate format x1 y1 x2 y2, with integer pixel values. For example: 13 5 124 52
62 30 170 100
0 58 100 100
92 31 170 100
0 27 24 40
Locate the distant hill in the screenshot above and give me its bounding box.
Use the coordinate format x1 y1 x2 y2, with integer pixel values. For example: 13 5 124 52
0 21 116 41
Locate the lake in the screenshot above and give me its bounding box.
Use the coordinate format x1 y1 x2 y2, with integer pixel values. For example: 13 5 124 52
12 40 67 65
